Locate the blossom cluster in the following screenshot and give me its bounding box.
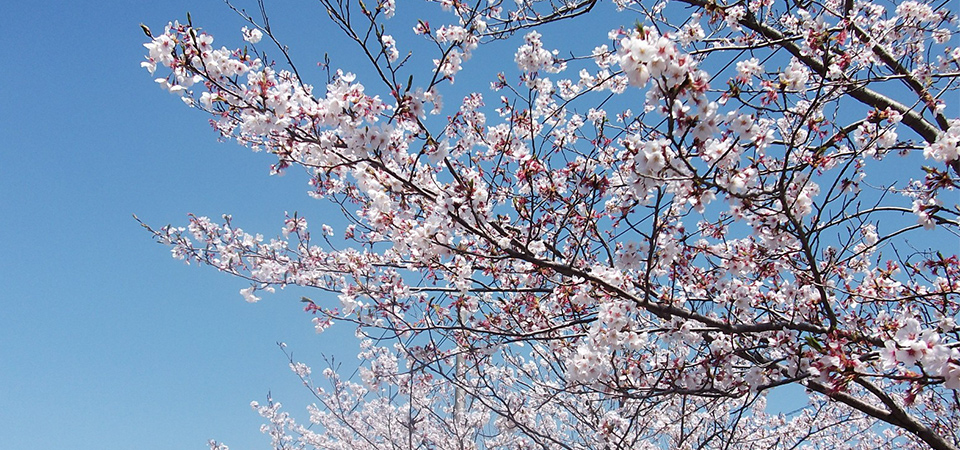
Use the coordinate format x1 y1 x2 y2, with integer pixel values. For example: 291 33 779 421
142 0 960 448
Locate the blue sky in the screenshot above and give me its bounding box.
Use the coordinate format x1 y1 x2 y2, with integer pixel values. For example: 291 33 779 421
0 1 371 449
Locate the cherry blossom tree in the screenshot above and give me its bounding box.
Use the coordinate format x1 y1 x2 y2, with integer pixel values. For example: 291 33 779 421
141 0 960 448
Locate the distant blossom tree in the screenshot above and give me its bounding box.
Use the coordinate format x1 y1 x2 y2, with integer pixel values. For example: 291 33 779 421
141 0 960 448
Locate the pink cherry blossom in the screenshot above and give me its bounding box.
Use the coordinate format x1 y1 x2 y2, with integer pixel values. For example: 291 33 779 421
140 1 960 449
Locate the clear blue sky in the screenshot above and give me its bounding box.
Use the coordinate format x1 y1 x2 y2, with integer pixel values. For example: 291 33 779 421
0 1 372 449
0 1 826 449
